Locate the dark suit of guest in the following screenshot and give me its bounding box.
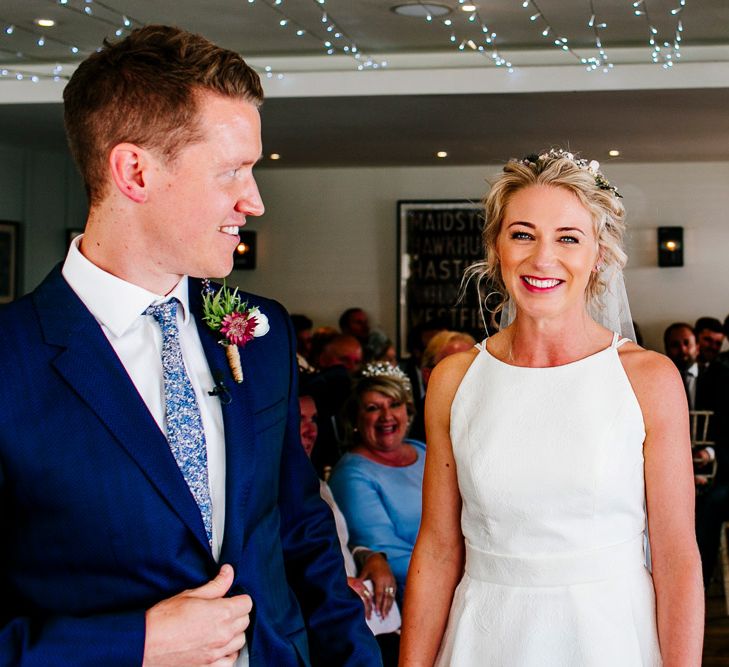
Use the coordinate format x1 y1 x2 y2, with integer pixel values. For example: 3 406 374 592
401 357 426 442
304 366 351 478
693 361 729 582
0 267 381 666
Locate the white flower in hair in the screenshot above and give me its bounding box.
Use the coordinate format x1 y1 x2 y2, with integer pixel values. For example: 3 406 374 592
518 149 621 198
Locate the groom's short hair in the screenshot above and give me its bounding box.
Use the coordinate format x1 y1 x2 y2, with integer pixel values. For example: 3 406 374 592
63 25 264 205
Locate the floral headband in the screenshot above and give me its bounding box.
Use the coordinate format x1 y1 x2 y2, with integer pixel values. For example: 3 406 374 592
517 148 622 199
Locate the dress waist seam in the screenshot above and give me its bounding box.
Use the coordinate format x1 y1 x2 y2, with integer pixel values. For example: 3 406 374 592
464 534 647 587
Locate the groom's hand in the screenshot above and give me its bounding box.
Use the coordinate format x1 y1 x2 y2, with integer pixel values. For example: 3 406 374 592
143 564 252 667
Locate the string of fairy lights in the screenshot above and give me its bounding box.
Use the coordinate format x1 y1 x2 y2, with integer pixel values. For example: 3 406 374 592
0 0 139 82
246 0 388 76
519 0 608 71
0 0 694 85
631 0 686 69
445 0 512 72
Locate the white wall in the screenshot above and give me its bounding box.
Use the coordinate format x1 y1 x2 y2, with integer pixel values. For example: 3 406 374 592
0 144 87 295
232 162 729 353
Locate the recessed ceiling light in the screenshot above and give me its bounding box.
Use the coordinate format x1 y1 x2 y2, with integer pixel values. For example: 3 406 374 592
270 153 281 160
34 18 56 27
436 151 448 158
392 3 451 18
460 3 478 11
608 149 620 157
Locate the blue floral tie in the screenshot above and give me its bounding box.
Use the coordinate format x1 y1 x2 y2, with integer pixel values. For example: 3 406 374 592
146 299 213 545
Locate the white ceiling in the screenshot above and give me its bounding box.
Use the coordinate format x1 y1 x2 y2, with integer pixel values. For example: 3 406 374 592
0 0 728 165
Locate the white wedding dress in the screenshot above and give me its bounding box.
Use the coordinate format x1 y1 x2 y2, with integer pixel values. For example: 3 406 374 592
435 333 662 666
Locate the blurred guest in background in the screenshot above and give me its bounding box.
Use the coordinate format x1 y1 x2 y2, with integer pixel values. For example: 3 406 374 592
409 330 476 441
340 308 371 347
664 323 701 409
309 326 338 370
400 319 449 440
665 322 729 584
420 331 477 388
299 392 401 666
694 317 725 371
306 334 363 477
290 313 314 366
317 334 363 375
719 314 729 369
329 365 424 606
365 330 398 366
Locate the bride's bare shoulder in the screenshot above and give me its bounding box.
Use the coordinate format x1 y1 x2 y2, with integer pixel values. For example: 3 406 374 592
427 345 480 403
617 341 684 407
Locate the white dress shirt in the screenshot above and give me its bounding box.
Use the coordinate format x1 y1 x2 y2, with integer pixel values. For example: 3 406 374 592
62 235 228 559
684 361 699 410
63 236 250 666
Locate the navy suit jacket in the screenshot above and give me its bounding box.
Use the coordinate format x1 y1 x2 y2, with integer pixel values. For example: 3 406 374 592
0 267 381 667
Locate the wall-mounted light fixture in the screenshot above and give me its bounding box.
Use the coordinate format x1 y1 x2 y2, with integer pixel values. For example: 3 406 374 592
233 231 257 270
657 226 683 267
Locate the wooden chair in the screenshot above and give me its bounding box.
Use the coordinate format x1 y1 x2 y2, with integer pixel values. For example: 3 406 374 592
690 410 717 485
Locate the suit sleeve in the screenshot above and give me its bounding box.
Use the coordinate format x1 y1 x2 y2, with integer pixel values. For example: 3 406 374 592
0 612 145 667
0 293 148 667
274 307 382 667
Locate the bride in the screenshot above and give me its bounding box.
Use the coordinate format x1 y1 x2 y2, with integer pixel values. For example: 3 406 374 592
400 150 703 666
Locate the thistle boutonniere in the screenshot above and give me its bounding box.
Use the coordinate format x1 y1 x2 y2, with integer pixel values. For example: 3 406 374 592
201 280 269 383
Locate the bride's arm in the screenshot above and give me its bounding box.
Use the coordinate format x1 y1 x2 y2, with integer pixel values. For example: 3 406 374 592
625 346 704 666
399 351 474 666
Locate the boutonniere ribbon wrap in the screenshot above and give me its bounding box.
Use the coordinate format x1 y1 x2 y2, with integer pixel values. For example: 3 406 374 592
202 281 269 383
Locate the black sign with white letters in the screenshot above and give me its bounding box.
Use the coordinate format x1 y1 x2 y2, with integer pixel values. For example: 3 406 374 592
397 201 494 357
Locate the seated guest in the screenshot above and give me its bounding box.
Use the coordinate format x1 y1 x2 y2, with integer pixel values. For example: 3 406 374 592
308 334 365 475
308 326 338 369
400 319 449 429
329 364 425 606
720 313 729 370
290 313 314 368
665 322 729 583
339 307 371 347
364 330 398 366
420 331 477 388
299 393 401 666
694 316 725 371
409 330 476 441
317 334 364 375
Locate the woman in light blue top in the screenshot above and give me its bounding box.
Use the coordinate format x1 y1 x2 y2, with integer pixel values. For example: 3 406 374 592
329 365 425 606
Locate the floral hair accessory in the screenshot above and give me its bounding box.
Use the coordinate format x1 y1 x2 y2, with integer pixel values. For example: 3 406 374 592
360 362 413 399
202 280 269 383
519 148 622 198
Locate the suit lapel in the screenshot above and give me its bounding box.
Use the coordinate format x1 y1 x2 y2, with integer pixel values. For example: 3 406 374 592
35 267 211 554
189 280 257 565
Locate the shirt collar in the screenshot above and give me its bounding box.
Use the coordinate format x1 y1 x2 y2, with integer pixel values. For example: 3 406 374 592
62 234 191 337
686 361 699 378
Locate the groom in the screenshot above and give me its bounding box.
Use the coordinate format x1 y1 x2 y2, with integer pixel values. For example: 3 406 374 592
0 25 380 666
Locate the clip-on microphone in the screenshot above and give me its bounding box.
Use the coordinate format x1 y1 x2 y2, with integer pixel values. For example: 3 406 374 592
208 371 233 405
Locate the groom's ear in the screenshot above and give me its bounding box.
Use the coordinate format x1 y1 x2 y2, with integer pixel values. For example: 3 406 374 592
108 142 151 204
